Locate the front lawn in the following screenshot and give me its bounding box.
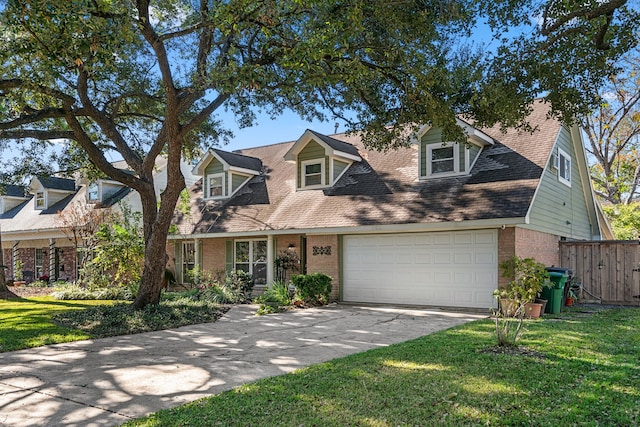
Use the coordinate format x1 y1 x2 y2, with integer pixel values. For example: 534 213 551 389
125 307 640 426
0 297 111 352
0 296 226 353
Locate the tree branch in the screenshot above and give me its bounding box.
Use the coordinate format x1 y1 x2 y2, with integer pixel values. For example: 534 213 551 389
0 129 76 140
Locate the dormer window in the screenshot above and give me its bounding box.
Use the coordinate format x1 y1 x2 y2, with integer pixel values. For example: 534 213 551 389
35 191 45 209
428 143 459 176
417 121 493 180
87 182 99 202
207 173 226 198
192 149 262 201
302 159 325 188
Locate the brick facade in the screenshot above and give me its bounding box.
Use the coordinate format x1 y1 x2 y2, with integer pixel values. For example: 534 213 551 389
2 244 77 283
498 227 560 289
305 234 340 301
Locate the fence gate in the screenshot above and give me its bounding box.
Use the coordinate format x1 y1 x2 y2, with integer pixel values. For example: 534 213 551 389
559 240 640 305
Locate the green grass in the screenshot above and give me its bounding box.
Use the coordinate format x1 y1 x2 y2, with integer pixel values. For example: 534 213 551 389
125 307 640 427
0 295 226 353
0 297 113 352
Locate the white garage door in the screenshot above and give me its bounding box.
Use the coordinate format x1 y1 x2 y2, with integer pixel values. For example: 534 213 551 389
342 230 498 308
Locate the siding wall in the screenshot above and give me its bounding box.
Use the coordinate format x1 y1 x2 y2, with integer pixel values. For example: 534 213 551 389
420 128 480 175
297 140 329 187
333 159 349 182
231 173 247 193
527 126 593 239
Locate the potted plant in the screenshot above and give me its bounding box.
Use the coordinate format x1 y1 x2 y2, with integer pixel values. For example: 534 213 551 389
566 289 577 306
497 256 551 319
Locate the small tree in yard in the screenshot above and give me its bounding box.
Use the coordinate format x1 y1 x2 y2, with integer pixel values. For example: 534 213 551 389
56 202 112 282
81 204 144 289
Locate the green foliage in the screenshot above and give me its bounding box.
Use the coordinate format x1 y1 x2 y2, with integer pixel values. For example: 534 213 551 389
603 202 640 239
291 273 332 306
52 299 226 339
498 256 551 305
1 0 636 309
493 256 550 347
255 281 292 315
13 259 22 281
23 280 51 288
52 283 135 301
79 203 144 288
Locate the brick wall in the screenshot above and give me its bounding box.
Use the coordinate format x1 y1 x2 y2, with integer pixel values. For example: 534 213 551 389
498 227 560 288
305 234 340 301
201 238 226 277
3 244 78 283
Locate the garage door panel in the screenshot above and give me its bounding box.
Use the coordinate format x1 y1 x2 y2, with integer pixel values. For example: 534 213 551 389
343 230 497 308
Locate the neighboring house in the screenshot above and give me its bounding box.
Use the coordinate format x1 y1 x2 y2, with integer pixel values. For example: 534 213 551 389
169 100 612 309
0 158 197 283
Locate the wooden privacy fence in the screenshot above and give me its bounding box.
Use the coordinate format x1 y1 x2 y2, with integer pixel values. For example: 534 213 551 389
559 240 640 305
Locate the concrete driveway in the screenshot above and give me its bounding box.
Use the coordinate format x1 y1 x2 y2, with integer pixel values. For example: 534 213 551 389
0 304 485 427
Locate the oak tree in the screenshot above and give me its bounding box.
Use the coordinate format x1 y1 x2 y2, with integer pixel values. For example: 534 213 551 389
0 0 637 308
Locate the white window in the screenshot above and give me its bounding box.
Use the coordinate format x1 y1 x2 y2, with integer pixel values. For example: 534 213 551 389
235 239 267 285
206 173 225 198
301 159 325 188
35 191 45 209
182 242 196 282
87 182 99 202
35 248 44 279
557 148 571 186
426 142 460 176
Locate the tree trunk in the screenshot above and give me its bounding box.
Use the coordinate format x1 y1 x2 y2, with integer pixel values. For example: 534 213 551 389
131 148 185 309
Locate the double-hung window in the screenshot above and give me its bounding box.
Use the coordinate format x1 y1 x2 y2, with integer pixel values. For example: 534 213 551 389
235 240 267 285
557 148 571 186
207 173 225 198
426 142 459 176
301 159 324 188
87 182 99 202
35 191 45 209
35 248 44 279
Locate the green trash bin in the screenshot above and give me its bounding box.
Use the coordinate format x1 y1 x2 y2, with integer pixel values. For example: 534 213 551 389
543 270 567 314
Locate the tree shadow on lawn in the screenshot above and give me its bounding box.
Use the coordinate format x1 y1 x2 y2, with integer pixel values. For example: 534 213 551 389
142 310 640 426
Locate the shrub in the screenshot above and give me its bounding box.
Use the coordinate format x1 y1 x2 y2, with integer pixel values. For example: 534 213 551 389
52 283 135 300
224 270 254 302
291 273 332 306
255 281 292 314
24 280 51 288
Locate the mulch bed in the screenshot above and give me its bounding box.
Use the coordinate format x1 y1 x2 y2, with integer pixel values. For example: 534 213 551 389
0 286 55 299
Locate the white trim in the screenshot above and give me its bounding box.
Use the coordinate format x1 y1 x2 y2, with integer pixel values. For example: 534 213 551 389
168 216 527 240
228 166 261 176
300 158 326 189
332 150 361 162
205 172 226 199
34 191 46 210
331 157 352 184
557 147 571 187
415 119 494 146
234 238 268 285
426 142 463 177
284 130 362 163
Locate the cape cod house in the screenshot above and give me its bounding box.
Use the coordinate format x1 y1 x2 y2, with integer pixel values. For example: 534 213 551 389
168 100 611 308
0 158 197 283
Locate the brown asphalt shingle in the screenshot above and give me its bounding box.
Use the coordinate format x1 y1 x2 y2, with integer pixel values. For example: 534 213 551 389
175 101 561 235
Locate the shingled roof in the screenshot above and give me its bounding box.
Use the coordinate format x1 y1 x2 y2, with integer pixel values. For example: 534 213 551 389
174 101 562 235
0 184 28 198
37 177 76 192
213 149 263 172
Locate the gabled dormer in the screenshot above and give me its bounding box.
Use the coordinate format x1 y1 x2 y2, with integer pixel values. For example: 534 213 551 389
192 149 262 200
284 130 362 190
86 178 129 204
417 119 494 179
0 184 29 214
29 177 76 210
